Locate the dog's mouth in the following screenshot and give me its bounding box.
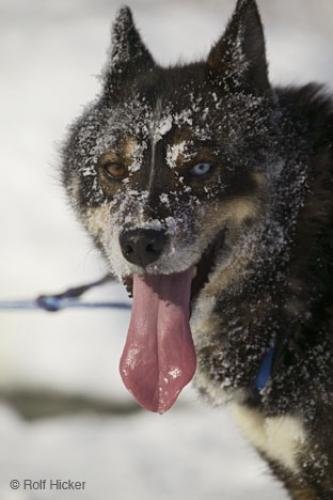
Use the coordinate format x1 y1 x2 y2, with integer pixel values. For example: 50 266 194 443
122 230 225 301
120 230 225 414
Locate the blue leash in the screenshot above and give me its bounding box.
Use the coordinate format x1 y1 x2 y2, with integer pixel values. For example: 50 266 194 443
0 275 131 313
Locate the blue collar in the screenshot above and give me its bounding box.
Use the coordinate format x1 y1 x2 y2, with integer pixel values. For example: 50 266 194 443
255 345 275 392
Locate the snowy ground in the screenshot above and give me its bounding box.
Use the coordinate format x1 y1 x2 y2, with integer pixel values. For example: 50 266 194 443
0 0 332 499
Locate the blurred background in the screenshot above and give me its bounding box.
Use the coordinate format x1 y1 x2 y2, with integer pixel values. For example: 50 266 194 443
1 0 332 498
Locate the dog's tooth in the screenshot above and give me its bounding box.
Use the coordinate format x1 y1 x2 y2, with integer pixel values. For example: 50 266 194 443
192 267 198 279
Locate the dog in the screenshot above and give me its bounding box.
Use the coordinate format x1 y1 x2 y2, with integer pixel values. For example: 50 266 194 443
61 0 333 498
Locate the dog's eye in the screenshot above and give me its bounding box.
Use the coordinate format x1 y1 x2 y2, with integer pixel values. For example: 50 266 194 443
104 162 127 179
190 162 213 177
99 155 127 180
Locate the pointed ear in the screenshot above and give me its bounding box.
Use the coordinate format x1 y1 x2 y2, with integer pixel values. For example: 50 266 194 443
104 7 155 96
207 0 270 95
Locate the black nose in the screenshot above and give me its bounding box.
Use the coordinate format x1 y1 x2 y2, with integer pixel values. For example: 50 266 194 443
119 228 168 267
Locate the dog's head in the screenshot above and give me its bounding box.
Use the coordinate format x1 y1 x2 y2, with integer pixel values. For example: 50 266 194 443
62 0 283 413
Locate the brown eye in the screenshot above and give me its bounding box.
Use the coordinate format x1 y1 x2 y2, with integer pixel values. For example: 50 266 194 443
99 154 127 180
104 162 127 179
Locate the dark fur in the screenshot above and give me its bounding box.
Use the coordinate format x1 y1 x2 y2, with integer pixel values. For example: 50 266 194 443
61 1 333 498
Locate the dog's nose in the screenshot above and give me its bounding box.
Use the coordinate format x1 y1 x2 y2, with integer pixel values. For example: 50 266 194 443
119 228 168 267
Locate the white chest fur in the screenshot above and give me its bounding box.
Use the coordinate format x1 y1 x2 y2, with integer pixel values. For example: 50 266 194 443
230 403 307 473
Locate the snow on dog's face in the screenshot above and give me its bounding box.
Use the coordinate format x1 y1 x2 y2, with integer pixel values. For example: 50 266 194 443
63 1 277 285
62 0 282 413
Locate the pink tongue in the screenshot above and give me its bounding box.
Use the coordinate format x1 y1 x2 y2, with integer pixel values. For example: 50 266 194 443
119 269 196 414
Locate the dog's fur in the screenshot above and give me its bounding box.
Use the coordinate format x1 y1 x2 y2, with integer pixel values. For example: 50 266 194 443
61 1 333 498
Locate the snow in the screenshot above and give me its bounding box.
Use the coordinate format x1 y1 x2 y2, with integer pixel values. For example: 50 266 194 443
159 193 170 206
128 139 151 174
0 0 332 499
154 115 173 142
0 403 284 500
166 141 187 169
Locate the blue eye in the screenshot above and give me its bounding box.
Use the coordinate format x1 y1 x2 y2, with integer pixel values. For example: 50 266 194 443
190 162 213 177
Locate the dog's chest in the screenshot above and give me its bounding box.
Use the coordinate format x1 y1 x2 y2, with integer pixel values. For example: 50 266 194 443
191 279 308 473
230 403 308 473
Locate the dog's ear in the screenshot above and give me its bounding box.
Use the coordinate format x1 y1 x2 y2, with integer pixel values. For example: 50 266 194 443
207 0 270 95
104 7 155 98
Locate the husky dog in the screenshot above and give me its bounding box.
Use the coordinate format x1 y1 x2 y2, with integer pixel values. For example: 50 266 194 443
61 0 333 497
